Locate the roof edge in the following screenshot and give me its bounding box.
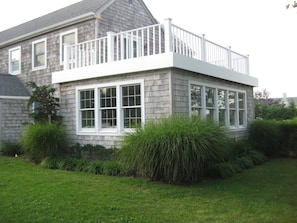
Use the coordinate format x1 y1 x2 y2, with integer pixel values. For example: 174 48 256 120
0 12 95 48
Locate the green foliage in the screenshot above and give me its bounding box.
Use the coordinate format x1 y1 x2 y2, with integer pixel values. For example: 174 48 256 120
255 101 297 120
248 120 282 157
208 140 267 179
22 122 67 162
248 119 297 157
0 142 23 157
118 116 230 184
26 81 61 123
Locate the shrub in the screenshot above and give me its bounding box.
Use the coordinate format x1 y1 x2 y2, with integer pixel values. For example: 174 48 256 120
85 160 104 174
0 141 23 157
22 122 67 163
102 161 123 176
248 120 282 157
118 116 229 184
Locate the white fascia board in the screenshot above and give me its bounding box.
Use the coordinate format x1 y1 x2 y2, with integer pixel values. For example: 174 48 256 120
52 53 174 84
52 52 258 87
172 53 258 87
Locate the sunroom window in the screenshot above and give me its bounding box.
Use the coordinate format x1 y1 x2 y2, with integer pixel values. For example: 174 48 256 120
190 83 246 129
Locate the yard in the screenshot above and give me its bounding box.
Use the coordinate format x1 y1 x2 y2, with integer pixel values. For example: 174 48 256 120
0 157 296 223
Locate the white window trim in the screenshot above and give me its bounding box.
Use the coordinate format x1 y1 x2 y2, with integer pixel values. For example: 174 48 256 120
189 81 247 130
32 38 47 70
8 46 21 75
76 79 145 136
60 29 78 65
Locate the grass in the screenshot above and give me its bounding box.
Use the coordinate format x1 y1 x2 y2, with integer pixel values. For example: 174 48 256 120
0 157 297 223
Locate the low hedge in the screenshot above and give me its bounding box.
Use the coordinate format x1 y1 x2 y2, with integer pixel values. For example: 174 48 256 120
248 119 297 157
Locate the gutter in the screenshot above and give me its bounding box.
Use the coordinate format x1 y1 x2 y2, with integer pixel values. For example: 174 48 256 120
0 12 95 48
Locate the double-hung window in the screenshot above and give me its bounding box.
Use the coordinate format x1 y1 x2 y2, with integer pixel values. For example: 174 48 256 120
32 38 47 70
79 89 95 129
60 29 77 64
77 80 144 135
190 82 247 129
9 46 21 74
122 84 142 128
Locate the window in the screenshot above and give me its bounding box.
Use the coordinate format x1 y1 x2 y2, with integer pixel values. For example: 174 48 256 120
32 38 47 70
77 80 144 134
100 87 117 128
122 85 142 128
190 82 246 128
191 85 202 116
79 89 95 129
121 34 141 59
60 29 77 63
9 46 21 74
205 87 215 121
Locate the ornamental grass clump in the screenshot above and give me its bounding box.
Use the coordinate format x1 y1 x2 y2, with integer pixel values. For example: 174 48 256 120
118 116 229 184
22 122 68 163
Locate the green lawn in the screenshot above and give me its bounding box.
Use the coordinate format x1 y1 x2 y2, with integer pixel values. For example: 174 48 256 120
0 157 296 223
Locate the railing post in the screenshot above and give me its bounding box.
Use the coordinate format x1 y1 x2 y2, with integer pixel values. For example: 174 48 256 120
246 55 250 75
201 34 206 62
63 43 70 70
227 46 232 70
107 31 115 63
164 18 173 53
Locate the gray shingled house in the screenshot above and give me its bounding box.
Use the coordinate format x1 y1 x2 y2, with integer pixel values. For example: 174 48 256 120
0 0 258 148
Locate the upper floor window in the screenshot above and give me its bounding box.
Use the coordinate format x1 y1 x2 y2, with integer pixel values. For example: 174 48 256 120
32 38 47 70
190 82 247 129
60 29 77 63
9 46 21 75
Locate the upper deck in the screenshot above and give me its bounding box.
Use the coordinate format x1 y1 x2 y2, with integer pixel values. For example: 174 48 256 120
52 19 257 87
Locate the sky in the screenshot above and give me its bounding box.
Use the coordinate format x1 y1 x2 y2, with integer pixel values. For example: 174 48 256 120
0 0 296 98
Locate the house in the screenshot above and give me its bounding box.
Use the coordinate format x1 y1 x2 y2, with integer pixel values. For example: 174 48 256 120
0 0 258 148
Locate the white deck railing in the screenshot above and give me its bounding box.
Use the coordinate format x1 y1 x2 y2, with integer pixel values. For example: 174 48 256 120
64 19 249 75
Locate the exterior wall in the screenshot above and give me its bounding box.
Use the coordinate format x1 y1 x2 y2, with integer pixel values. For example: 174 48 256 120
59 69 171 148
0 20 96 87
97 0 157 37
170 68 255 138
0 98 30 144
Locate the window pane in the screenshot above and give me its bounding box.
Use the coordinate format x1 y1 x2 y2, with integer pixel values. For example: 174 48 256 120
229 91 236 108
33 41 45 67
206 109 215 121
230 110 236 126
80 90 94 109
239 110 245 126
218 89 226 109
101 109 117 128
124 108 141 128
191 85 202 107
81 110 95 128
206 87 215 107
10 48 20 72
219 109 226 124
238 93 245 109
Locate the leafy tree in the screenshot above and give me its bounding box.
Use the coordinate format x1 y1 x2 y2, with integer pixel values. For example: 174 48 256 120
26 82 61 123
254 89 297 120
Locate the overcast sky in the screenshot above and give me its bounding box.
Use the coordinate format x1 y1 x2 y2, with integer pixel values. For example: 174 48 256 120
1 0 296 98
